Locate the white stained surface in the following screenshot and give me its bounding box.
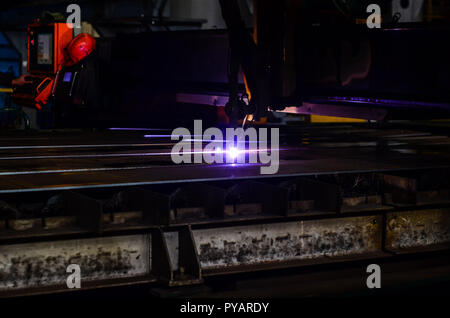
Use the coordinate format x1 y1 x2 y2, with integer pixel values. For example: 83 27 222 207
0 234 151 290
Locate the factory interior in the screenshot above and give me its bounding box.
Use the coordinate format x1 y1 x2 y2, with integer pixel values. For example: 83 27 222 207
1 0 450 308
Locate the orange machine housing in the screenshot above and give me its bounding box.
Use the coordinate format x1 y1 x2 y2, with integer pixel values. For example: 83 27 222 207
27 21 74 74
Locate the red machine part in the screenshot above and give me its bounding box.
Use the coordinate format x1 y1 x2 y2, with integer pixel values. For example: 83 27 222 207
34 77 54 110
64 33 96 66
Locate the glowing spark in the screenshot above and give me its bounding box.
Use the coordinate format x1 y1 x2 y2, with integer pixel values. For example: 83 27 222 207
228 147 239 159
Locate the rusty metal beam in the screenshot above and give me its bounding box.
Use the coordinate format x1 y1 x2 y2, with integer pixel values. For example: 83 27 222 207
193 215 383 273
386 209 450 252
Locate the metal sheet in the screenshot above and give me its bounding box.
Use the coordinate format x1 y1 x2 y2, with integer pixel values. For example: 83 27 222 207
0 234 150 290
193 216 382 269
386 209 450 250
1 128 450 194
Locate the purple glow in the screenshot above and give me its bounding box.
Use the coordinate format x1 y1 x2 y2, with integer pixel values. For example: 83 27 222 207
185 139 260 143
170 147 277 157
2 147 282 161
145 135 182 138
144 135 204 138
109 128 170 131
228 147 239 160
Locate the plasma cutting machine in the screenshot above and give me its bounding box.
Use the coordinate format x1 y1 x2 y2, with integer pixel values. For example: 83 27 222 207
218 0 450 122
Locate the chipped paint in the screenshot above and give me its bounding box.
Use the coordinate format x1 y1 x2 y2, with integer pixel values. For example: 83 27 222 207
386 209 450 250
0 235 150 290
193 216 382 269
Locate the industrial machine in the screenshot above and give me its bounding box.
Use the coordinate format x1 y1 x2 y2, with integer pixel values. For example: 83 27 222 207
12 21 73 110
11 19 97 124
